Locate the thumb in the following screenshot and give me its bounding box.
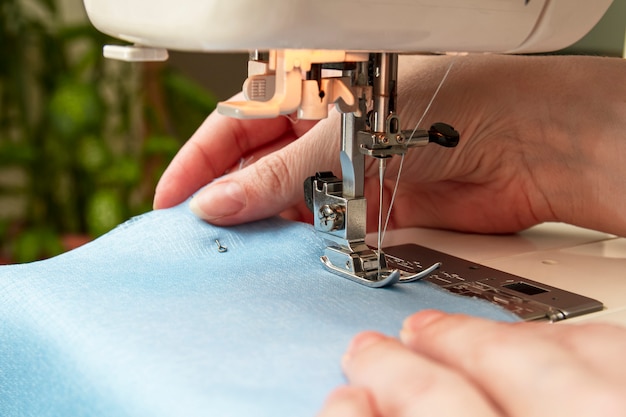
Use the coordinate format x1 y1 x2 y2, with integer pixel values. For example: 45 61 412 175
189 121 339 226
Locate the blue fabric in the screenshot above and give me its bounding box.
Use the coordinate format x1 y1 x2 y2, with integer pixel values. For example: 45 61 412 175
0 202 516 417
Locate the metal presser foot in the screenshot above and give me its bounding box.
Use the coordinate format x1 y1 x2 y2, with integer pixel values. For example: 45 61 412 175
320 248 442 288
306 170 446 288
304 52 459 288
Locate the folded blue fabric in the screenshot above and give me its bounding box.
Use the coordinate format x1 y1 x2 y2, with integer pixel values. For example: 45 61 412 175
0 202 516 417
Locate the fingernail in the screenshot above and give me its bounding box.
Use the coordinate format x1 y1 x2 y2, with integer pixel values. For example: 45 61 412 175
342 332 386 368
189 181 247 220
401 309 444 339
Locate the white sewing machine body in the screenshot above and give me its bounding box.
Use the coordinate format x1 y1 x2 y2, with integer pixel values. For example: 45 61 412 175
84 0 626 324
85 0 610 54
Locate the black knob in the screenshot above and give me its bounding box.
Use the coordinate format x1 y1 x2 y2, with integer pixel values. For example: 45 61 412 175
428 122 459 148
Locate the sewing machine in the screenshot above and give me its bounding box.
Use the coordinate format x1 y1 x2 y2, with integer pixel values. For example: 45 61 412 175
83 0 626 323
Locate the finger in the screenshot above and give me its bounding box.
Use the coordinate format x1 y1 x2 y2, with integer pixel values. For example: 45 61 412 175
316 386 378 417
188 115 340 225
154 112 292 209
542 322 626 380
153 95 318 209
400 310 624 417
279 203 314 224
342 331 501 417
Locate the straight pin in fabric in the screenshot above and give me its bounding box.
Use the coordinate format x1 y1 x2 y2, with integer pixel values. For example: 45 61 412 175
215 239 228 253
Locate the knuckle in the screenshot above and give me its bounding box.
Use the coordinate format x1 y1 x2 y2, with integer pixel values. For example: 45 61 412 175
189 140 221 179
458 323 531 373
392 374 440 417
393 367 472 417
254 152 295 197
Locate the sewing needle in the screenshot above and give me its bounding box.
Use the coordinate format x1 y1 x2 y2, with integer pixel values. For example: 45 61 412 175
377 157 386 279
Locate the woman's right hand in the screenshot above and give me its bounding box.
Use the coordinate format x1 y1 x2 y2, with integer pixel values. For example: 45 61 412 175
154 54 626 236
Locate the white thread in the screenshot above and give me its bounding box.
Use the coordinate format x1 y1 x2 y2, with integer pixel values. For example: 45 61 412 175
281 113 300 123
239 156 255 171
381 57 457 246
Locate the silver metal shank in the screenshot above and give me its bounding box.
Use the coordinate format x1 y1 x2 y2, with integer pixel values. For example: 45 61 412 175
310 53 439 287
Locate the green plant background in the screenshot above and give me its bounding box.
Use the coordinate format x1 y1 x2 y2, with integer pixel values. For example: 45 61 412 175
2 0 625 264
0 0 217 263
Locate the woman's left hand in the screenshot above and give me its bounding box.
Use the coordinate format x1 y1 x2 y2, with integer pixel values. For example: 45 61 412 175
317 310 626 417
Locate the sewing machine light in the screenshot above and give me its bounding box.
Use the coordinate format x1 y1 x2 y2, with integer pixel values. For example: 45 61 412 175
217 50 367 120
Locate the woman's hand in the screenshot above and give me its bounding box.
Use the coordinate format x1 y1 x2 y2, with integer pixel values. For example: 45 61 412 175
153 97 325 224
317 310 626 417
154 55 626 235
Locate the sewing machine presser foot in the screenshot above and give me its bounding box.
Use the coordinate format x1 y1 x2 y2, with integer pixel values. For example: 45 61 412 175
320 246 441 288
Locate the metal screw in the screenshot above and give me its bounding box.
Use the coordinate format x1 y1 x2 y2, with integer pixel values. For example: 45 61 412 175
318 204 344 232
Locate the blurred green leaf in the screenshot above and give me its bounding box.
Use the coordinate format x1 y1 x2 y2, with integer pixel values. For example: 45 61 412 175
143 134 180 157
57 24 103 42
99 157 141 186
12 227 63 264
0 0 218 262
0 142 37 164
161 70 218 139
43 132 72 169
76 135 110 172
86 189 125 237
48 81 103 139
33 0 58 14
162 71 218 111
